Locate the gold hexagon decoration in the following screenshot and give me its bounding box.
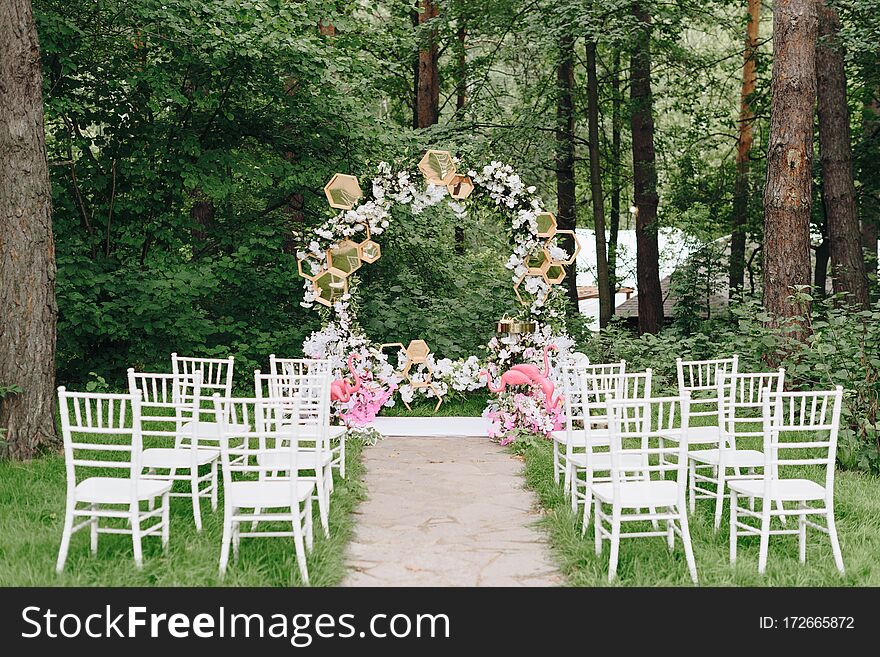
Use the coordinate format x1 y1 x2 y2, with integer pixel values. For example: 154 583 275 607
323 173 362 210
544 263 566 285
526 247 552 275
418 150 457 186
327 239 362 275
514 272 551 307
553 229 582 265
535 212 557 238
312 268 348 307
379 339 444 411
447 174 474 200
358 239 381 263
297 255 323 282
405 339 430 363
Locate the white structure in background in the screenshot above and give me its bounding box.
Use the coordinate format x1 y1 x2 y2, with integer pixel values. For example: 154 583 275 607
575 227 695 330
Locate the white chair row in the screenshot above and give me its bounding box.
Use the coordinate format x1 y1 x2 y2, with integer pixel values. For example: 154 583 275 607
555 355 846 581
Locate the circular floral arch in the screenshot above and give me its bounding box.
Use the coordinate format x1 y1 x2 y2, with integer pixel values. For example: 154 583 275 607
296 151 580 433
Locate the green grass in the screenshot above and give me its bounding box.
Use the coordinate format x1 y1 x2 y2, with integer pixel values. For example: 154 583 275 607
519 438 880 586
378 393 489 417
0 439 366 586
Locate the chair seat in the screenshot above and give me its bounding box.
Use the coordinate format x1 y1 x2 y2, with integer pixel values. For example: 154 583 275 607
592 480 680 508
728 478 827 501
179 420 250 440
566 451 643 471
75 477 172 504
256 450 333 470
550 429 610 447
142 447 219 469
279 424 347 440
688 448 764 468
226 480 315 508
661 425 721 444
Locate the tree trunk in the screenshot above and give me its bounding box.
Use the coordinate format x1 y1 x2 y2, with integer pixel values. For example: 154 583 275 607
0 0 59 460
586 40 612 327
730 0 761 294
815 189 831 294
416 0 439 128
556 33 579 310
816 1 869 307
456 24 467 112
762 0 817 337
411 9 420 129
608 49 621 312
630 3 663 334
861 94 879 277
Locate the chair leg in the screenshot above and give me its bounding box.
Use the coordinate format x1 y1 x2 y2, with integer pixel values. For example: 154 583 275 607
190 467 203 532
688 459 696 515
608 506 622 583
315 474 330 539
826 507 845 574
666 514 674 551
713 465 726 531
757 500 772 575
798 501 807 563
729 492 738 565
304 496 314 552
552 440 560 484
563 458 572 499
291 502 310 586
570 468 579 513
90 504 99 555
210 460 218 511
594 499 602 555
219 507 233 576
130 503 144 569
679 504 698 584
56 502 75 574
161 493 170 552
232 521 241 564
339 435 346 479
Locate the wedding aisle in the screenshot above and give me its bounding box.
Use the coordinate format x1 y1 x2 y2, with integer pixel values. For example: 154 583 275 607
343 435 561 586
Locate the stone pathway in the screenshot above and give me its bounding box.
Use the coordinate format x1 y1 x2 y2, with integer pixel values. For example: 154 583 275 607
343 436 562 586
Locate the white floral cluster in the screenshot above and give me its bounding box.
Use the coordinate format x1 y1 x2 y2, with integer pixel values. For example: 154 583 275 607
486 321 575 374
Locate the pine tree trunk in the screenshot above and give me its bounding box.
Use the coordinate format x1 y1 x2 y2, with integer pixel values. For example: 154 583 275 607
556 33 579 310
630 3 663 334
861 94 879 277
586 39 612 327
411 9 420 129
817 1 869 308
608 49 621 312
762 0 817 337
456 24 467 112
416 0 439 128
0 0 59 460
730 0 761 294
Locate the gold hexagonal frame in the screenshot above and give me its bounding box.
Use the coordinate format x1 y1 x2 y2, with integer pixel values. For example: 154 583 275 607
297 255 323 282
379 339 444 411
358 239 381 264
418 150 457 186
312 268 348 307
324 173 362 210
544 262 566 285
535 212 557 238
514 272 551 307
327 239 362 275
553 229 582 265
447 174 474 200
526 247 552 275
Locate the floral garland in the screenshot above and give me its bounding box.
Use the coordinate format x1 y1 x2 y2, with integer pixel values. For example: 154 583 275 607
298 157 579 440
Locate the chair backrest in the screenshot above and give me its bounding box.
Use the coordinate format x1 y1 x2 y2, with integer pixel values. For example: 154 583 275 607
211 395 306 486
269 355 333 378
761 388 843 496
255 371 331 448
617 370 652 401
677 356 738 422
580 361 627 392
58 388 144 501
127 369 202 449
172 353 234 396
718 368 785 445
606 393 691 492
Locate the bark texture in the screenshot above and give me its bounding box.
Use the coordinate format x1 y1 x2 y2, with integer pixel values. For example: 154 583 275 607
0 0 59 459
555 33 579 310
416 0 439 128
762 0 817 335
730 0 761 293
817 0 869 307
608 49 621 311
630 3 663 334
586 39 612 327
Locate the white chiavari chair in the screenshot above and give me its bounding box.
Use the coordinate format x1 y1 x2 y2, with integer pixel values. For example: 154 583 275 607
269 355 349 478
594 392 698 583
127 369 219 531
550 360 626 488
687 368 785 529
56 388 171 572
254 371 333 538
729 387 845 574
212 394 315 584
